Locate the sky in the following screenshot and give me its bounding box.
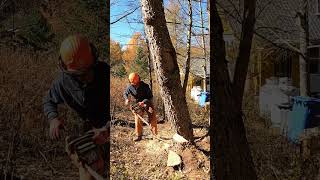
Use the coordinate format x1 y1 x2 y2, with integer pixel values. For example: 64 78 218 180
110 0 143 47
110 0 209 48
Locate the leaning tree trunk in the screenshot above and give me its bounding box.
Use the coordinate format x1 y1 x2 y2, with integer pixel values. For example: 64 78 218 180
211 1 257 179
140 0 194 141
146 38 153 91
232 0 257 108
182 0 193 94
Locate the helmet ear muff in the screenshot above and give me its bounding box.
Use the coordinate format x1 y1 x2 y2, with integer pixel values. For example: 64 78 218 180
58 55 68 72
59 43 98 73
90 43 99 64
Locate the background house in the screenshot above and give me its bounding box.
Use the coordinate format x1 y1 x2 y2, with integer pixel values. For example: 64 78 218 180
219 0 320 95
178 57 210 95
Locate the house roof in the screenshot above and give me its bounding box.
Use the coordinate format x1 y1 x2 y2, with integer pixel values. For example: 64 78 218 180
179 57 210 78
218 0 320 46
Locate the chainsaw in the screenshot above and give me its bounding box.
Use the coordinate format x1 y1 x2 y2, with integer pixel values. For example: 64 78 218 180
130 102 145 113
130 102 151 126
66 131 106 180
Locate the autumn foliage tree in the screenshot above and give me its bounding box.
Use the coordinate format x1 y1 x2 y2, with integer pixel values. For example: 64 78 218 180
122 32 149 74
110 39 127 78
110 39 122 66
123 32 145 69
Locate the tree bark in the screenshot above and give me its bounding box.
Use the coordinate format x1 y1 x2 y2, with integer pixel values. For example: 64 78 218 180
199 0 207 92
211 0 258 179
182 0 193 94
140 0 194 141
297 0 310 96
146 38 153 91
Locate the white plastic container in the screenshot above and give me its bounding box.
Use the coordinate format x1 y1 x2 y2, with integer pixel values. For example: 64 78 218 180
271 104 282 127
271 103 291 134
279 77 292 85
279 107 291 136
191 86 202 102
259 77 279 119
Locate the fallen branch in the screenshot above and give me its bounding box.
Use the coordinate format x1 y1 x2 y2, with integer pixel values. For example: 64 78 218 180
38 150 57 175
84 164 105 180
270 165 280 180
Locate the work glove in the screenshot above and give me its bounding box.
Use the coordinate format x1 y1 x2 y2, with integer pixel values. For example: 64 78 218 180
125 98 131 106
49 118 65 140
148 106 154 114
138 101 145 107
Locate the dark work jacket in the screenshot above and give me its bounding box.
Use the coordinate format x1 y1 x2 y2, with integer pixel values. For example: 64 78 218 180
43 61 110 128
123 81 153 104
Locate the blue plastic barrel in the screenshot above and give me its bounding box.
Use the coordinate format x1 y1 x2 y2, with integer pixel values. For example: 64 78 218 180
199 92 210 107
288 96 320 143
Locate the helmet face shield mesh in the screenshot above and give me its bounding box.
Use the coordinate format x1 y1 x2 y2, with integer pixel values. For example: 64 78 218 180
58 56 93 77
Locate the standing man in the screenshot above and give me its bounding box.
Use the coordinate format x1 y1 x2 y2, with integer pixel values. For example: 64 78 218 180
43 34 109 179
123 72 157 141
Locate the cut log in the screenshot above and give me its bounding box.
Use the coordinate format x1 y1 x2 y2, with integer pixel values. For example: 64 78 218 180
167 150 182 167
172 133 188 143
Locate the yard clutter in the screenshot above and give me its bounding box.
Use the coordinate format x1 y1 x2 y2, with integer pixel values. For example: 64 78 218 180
191 86 202 102
259 77 320 143
270 78 299 128
198 91 210 108
259 77 279 119
190 86 210 108
288 97 320 142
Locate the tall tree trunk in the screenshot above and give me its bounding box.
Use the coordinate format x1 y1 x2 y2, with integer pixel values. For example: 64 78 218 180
231 0 257 109
199 0 207 92
211 1 258 179
140 0 194 141
182 0 193 94
199 0 207 91
297 0 309 96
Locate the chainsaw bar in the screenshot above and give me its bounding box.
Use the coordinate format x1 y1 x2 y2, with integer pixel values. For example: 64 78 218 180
67 131 99 165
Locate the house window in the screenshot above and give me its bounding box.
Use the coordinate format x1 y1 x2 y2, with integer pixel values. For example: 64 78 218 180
308 47 320 73
194 79 202 87
274 58 292 77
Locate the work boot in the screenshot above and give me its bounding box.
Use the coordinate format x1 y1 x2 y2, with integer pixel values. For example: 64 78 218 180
134 136 142 142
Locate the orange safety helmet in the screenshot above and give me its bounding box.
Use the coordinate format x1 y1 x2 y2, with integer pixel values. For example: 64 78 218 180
59 34 94 73
128 72 140 85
